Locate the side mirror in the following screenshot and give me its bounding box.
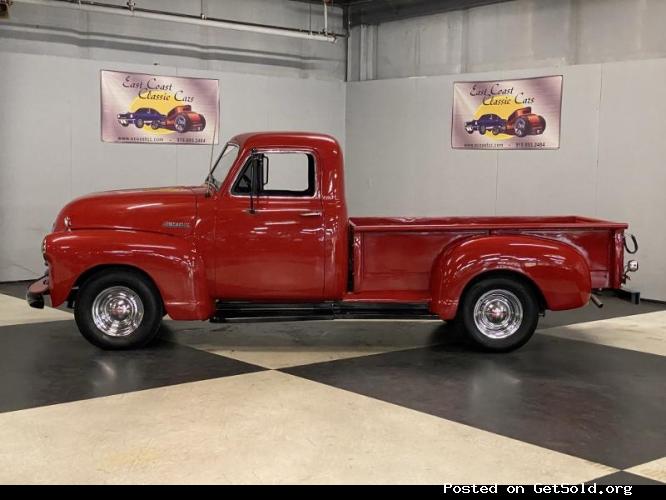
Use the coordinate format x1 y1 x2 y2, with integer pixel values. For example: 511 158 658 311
248 154 260 214
262 154 270 187
248 156 259 196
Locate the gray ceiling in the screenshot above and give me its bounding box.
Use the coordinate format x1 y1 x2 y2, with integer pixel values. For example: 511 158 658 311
292 0 512 27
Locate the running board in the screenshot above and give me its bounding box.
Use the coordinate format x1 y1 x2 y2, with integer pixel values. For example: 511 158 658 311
211 301 439 323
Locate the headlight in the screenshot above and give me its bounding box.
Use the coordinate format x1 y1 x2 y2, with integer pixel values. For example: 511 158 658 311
627 260 639 272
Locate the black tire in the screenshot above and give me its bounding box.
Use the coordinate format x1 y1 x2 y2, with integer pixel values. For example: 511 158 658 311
478 125 486 135
74 269 163 350
514 117 528 137
457 277 539 352
492 126 501 135
135 118 144 129
198 116 206 131
151 121 160 130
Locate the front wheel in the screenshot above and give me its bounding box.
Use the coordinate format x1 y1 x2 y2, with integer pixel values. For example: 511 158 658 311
74 270 163 350
457 277 539 352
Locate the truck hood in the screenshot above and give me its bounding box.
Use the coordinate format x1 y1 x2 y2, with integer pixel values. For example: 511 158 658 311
54 186 207 236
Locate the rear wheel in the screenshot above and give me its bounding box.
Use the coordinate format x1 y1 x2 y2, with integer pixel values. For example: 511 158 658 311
74 270 163 350
514 117 528 137
457 277 538 351
174 114 190 133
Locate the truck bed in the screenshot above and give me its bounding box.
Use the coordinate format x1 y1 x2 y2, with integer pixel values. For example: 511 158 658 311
350 216 627 232
348 216 628 297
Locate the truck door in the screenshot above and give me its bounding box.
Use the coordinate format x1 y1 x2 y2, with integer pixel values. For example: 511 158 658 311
214 150 326 300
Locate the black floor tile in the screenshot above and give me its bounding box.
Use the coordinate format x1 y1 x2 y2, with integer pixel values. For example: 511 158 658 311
589 471 664 485
284 335 666 470
538 296 665 329
0 320 266 414
0 280 32 300
0 280 70 311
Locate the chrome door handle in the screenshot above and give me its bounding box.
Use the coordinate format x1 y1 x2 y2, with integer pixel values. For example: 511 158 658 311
300 211 322 217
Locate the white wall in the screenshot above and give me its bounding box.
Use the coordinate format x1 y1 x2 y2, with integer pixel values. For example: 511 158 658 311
349 0 666 81
345 59 666 301
2 0 665 305
0 51 345 281
1 0 346 80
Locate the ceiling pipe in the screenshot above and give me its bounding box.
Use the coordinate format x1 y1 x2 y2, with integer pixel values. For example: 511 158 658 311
14 0 344 42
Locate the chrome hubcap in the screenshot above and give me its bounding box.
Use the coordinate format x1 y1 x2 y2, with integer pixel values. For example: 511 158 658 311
473 289 523 339
92 286 144 337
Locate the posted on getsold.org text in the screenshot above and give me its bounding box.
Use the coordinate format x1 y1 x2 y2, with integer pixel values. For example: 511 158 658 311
443 484 635 496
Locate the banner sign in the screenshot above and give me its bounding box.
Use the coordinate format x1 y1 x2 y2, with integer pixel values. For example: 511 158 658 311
100 70 219 145
451 75 562 150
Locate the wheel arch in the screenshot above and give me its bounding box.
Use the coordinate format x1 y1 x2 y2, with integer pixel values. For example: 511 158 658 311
458 269 547 315
68 264 164 312
430 234 592 320
45 229 215 320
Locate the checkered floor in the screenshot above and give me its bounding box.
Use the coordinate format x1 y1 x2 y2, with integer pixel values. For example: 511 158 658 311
0 282 664 485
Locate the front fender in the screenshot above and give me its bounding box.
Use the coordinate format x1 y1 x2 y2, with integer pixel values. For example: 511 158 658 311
44 229 213 320
430 235 591 320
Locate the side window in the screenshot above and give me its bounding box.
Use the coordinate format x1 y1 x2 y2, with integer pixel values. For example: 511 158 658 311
232 159 255 194
232 152 315 197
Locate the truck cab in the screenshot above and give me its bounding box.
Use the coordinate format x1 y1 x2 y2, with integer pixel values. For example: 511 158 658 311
204 133 348 302
29 132 638 352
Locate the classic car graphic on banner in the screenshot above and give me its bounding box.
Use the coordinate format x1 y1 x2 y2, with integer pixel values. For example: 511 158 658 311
452 75 562 150
101 70 219 144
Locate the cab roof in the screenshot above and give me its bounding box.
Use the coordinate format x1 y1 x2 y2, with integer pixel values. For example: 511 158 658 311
228 131 340 152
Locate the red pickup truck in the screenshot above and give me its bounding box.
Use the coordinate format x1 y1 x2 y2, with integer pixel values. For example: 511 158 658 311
28 132 638 351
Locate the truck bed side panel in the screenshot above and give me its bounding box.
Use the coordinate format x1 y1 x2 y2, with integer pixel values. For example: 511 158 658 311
350 216 627 297
352 230 484 293
495 229 616 289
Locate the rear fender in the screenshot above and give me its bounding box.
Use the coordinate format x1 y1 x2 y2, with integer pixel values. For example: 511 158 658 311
44 229 213 320
430 235 591 319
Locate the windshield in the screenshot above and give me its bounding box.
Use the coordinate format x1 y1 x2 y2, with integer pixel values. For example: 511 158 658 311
207 143 240 189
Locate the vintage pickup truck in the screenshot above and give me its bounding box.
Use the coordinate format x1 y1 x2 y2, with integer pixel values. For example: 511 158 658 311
28 132 639 351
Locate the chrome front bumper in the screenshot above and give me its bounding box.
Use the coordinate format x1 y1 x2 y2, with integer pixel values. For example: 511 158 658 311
26 274 49 309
